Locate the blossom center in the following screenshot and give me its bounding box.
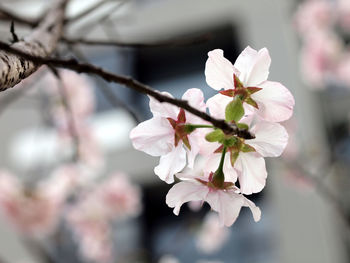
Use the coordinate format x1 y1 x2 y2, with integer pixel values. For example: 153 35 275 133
167 108 191 150
219 74 262 109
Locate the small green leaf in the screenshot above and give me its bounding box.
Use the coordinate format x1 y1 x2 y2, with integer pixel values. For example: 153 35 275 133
230 151 239 166
183 124 196 134
205 129 224 142
241 143 256 153
225 97 244 123
237 123 249 130
222 136 238 147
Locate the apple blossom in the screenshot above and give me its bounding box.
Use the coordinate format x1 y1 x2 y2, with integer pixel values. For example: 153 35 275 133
166 165 261 227
130 88 206 183
205 47 294 122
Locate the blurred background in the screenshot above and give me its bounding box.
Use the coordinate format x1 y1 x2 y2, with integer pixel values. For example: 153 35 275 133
0 0 349 262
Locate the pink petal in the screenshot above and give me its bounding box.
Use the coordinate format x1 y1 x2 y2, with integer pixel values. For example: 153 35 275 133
130 117 174 156
166 181 209 215
205 154 237 183
251 81 295 122
154 145 187 184
207 93 232 119
182 88 207 124
234 46 271 86
235 153 267 195
205 190 245 227
242 197 261 222
205 49 235 91
149 92 178 119
247 121 288 157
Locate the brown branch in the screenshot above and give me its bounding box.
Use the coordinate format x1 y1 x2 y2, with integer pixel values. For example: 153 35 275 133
60 33 212 48
65 0 114 24
0 0 68 91
0 42 254 139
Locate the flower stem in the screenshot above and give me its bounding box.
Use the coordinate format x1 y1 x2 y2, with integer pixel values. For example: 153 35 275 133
212 146 227 188
184 124 215 133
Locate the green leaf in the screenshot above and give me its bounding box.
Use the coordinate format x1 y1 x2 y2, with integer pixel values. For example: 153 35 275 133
225 97 244 123
241 143 256 153
222 136 238 147
205 129 224 142
237 123 249 130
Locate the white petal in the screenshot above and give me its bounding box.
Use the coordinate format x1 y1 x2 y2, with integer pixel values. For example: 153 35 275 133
207 93 232 119
247 121 288 157
129 117 174 156
235 153 267 195
204 153 237 183
166 181 209 215
187 135 201 169
243 197 261 222
205 49 235 91
246 48 271 86
251 81 295 122
154 145 187 184
234 46 271 86
205 190 245 227
149 92 178 119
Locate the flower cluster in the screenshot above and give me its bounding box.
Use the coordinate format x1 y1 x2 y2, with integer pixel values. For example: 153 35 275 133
130 46 295 226
294 0 350 88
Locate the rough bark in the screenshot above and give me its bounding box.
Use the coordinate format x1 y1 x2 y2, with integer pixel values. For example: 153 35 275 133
0 0 68 91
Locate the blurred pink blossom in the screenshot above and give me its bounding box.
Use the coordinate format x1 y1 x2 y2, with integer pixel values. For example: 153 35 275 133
294 0 333 35
0 170 69 236
300 31 342 87
338 0 350 31
196 212 230 254
335 51 350 88
67 172 141 262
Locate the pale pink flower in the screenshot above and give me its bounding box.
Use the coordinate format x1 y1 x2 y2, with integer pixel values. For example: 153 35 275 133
294 0 333 35
166 167 261 227
0 171 68 236
68 205 112 263
130 88 206 183
338 0 350 31
44 69 95 131
196 212 230 254
300 31 342 87
205 48 294 122
95 173 142 219
67 172 141 262
335 51 350 88
204 99 289 194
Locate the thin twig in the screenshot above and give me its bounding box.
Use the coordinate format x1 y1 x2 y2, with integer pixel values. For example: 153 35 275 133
61 33 212 48
10 21 19 43
0 42 254 139
99 83 141 124
65 0 113 24
48 67 81 162
283 158 350 228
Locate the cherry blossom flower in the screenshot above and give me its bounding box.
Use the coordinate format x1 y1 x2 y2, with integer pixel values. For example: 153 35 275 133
203 100 289 194
130 88 206 183
0 170 69 236
294 0 333 35
67 172 141 262
166 166 261 227
196 212 230 254
95 173 142 219
338 0 350 31
205 47 294 122
300 31 342 88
